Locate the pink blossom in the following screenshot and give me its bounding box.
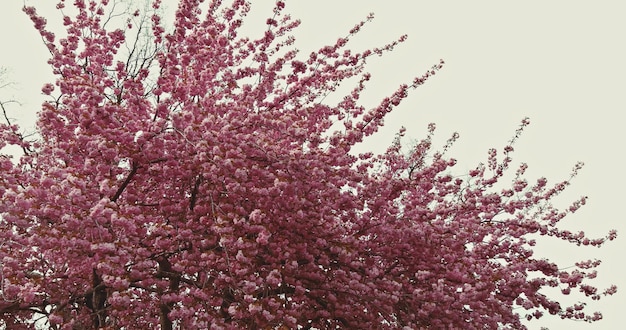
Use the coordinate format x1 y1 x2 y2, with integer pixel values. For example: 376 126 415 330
0 1 616 329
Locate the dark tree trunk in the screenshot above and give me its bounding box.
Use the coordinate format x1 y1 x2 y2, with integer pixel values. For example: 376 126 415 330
157 256 180 330
85 268 107 328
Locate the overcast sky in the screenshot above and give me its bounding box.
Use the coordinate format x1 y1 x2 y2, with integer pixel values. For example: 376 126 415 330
1 1 624 329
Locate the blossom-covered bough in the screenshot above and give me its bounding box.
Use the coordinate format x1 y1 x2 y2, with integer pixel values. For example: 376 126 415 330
0 0 617 328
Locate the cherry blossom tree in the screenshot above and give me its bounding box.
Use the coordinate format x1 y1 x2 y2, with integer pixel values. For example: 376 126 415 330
0 0 617 329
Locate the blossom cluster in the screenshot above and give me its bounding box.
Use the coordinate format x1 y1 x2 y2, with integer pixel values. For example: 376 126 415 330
0 0 616 329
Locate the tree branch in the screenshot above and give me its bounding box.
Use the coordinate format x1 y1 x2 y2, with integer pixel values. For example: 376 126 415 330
111 162 138 202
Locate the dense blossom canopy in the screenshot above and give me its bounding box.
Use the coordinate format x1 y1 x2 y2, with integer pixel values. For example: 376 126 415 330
0 0 617 329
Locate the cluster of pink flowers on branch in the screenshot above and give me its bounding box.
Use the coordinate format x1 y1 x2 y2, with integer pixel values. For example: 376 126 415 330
0 0 616 328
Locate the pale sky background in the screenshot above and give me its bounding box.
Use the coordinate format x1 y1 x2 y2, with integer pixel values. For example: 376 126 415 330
1 1 624 329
